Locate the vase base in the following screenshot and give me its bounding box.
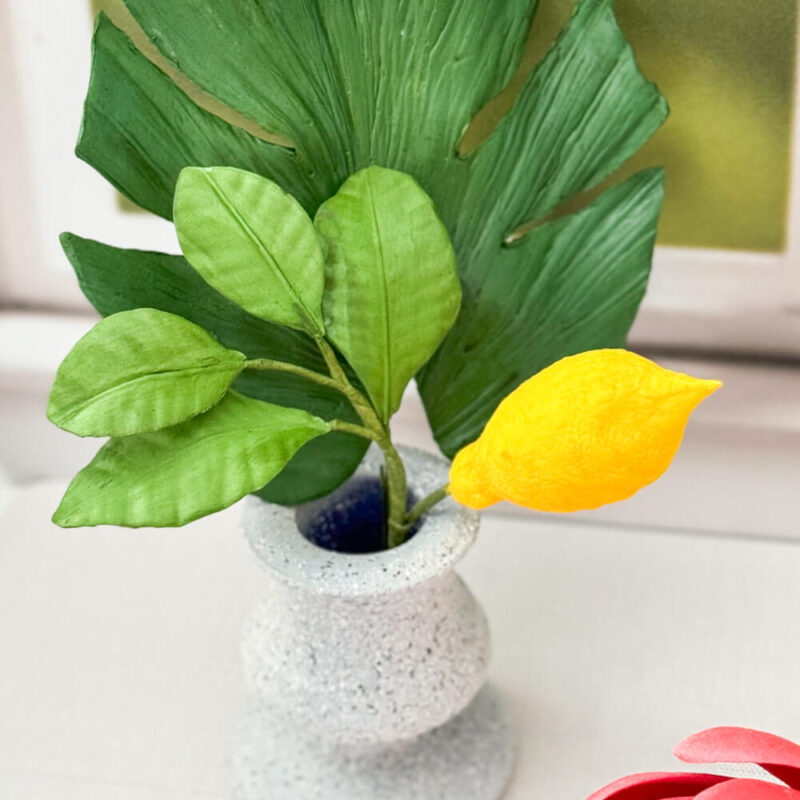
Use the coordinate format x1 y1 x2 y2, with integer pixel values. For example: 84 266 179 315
231 684 515 800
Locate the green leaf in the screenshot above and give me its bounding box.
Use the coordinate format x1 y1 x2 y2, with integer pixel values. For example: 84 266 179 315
77 14 313 221
53 391 330 528
447 0 669 262
174 167 325 335
315 166 460 422
120 0 534 197
253 431 364 506
48 308 245 437
60 233 368 503
417 0 668 453
422 169 665 455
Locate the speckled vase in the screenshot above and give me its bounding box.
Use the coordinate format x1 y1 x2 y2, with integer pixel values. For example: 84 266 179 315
232 445 515 800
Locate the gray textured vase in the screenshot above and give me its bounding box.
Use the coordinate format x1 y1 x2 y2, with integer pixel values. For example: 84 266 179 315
232 445 514 800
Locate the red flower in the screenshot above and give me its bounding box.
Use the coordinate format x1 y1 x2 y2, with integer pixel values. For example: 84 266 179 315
587 727 800 800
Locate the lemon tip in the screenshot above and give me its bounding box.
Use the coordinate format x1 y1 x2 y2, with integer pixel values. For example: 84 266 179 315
695 377 723 400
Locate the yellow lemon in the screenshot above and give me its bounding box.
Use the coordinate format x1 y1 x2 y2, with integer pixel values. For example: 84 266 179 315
449 349 721 512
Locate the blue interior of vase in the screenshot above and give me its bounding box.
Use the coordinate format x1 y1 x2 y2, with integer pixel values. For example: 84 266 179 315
296 476 420 554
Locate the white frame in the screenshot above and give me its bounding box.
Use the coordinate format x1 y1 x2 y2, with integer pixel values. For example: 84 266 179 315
0 0 178 312
1 0 799 355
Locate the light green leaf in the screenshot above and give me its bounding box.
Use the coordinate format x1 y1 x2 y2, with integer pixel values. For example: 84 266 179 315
48 308 246 437
174 167 325 335
60 233 368 505
315 167 460 422
53 391 330 528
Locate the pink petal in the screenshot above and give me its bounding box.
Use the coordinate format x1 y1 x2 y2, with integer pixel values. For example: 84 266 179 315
586 772 730 800
695 779 800 800
675 728 800 789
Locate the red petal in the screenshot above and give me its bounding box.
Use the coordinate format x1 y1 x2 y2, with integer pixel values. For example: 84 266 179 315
675 728 800 789
587 772 730 800
695 779 800 800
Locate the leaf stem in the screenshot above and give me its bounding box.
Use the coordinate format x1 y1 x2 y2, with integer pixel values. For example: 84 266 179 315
314 338 384 431
382 442 410 549
251 342 414 549
314 338 410 549
403 485 450 531
329 419 380 441
245 358 342 392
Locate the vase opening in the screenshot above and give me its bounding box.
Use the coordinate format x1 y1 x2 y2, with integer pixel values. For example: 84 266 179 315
295 476 420 554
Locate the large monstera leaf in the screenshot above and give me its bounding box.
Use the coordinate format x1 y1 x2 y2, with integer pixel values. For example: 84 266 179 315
73 0 668 496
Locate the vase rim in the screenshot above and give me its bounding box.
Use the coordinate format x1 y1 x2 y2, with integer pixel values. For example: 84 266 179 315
242 445 480 597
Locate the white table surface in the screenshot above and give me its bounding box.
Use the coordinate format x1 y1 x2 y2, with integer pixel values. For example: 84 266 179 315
1 481 798 800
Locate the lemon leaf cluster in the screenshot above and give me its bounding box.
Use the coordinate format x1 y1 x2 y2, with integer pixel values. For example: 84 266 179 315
50 166 458 529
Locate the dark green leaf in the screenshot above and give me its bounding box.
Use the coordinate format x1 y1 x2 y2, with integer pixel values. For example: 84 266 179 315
422 169 665 455
53 391 330 528
315 167 460 421
60 233 368 502
48 308 245 437
417 0 668 453
120 0 535 196
448 0 669 261
253 431 365 506
76 13 313 220
174 167 325 334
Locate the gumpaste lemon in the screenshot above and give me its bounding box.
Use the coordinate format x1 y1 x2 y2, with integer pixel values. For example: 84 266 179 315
449 349 721 512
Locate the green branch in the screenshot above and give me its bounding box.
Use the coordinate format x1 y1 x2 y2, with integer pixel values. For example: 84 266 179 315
403 485 450 532
329 419 380 441
245 358 342 392
314 338 410 549
249 344 416 549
